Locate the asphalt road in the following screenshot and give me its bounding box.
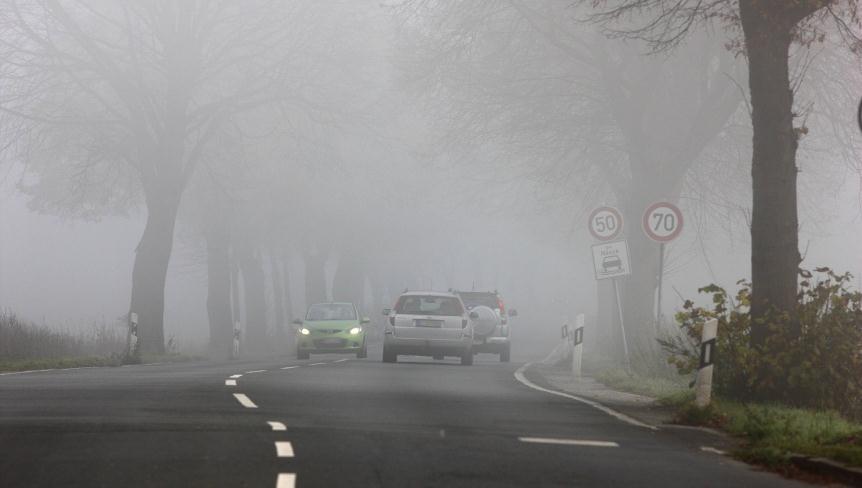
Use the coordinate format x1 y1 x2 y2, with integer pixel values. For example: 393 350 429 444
0 350 811 487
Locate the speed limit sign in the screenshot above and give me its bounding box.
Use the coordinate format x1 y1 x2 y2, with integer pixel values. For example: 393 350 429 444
642 202 683 242
588 206 624 241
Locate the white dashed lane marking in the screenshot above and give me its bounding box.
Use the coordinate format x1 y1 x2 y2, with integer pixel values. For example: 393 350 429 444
233 393 258 409
225 379 237 386
275 441 295 458
229 374 243 379
518 437 619 447
334 358 349 363
245 370 267 374
267 421 287 431
280 366 299 370
276 473 296 488
700 446 726 455
309 362 326 366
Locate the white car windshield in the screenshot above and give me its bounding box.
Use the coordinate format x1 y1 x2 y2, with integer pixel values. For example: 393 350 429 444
395 296 463 316
306 304 356 321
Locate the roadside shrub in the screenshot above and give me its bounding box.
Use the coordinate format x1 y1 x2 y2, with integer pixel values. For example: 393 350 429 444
660 268 862 419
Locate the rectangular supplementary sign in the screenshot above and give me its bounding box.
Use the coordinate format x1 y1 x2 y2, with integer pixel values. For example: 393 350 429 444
591 240 631 280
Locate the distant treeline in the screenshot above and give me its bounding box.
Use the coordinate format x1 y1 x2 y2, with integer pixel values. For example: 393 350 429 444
0 312 125 361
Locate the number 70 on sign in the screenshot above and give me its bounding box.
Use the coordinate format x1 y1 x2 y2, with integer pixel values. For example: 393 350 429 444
642 202 683 243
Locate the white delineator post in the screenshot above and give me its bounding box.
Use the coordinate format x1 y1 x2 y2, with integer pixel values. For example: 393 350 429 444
127 312 139 358
695 318 718 407
232 321 241 359
572 314 585 378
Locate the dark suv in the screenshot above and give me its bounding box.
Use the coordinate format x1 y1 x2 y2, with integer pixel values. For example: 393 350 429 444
453 290 517 362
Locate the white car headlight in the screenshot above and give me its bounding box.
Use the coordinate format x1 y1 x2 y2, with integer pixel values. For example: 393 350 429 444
300 328 310 335
349 327 362 335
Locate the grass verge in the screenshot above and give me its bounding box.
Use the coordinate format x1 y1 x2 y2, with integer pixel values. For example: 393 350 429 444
596 368 862 472
595 368 692 405
676 399 862 469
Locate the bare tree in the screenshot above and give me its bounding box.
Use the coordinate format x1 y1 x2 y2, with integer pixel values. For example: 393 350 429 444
391 1 745 351
0 1 318 354
583 0 861 346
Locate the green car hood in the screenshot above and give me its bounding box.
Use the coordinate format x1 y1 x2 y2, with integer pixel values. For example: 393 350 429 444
302 320 359 330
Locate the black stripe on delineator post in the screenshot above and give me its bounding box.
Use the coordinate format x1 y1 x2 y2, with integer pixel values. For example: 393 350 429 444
699 338 716 369
573 327 584 346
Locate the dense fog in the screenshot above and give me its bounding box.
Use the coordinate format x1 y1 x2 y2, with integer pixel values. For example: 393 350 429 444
0 0 859 362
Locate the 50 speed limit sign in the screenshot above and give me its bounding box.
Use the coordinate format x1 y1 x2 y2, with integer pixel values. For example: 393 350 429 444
588 206 624 241
642 202 683 242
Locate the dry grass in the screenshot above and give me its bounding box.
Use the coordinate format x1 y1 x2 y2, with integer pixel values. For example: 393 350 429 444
0 311 126 370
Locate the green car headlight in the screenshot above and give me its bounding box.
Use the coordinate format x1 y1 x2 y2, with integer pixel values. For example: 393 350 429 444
300 328 310 335
349 327 362 335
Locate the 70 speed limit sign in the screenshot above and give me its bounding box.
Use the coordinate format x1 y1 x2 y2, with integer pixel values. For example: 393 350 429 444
588 206 624 241
642 202 683 242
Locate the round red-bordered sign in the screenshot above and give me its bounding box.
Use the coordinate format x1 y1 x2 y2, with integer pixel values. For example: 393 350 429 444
588 206 624 241
642 202 683 242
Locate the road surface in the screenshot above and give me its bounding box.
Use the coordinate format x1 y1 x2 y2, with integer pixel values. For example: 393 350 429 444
0 351 808 487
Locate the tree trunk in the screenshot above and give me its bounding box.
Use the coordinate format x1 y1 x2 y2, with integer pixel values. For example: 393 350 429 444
269 252 286 347
333 250 365 311
230 257 241 326
128 192 180 356
238 245 268 355
282 259 294 321
740 3 802 345
305 248 327 307
594 278 624 366
205 217 233 360
618 181 677 354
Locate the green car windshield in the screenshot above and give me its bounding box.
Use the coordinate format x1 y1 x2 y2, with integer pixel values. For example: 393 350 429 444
306 303 356 321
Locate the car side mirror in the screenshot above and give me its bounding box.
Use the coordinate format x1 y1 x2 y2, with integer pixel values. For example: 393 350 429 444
469 311 479 319
361 317 370 324
508 309 518 317
382 308 391 316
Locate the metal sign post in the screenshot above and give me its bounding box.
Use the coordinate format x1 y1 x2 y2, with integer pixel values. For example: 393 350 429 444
643 202 684 332
591 240 632 371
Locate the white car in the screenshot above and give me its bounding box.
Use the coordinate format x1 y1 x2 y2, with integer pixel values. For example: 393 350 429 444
382 291 475 365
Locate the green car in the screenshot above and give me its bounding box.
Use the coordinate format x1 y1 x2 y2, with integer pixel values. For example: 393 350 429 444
294 302 369 359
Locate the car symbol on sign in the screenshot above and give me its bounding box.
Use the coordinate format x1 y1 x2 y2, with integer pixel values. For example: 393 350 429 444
602 255 622 273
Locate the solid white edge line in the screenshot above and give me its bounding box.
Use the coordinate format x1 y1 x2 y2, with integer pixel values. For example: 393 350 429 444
233 393 258 409
309 362 326 366
0 366 98 376
334 358 349 363
519 437 619 447
229 374 243 378
267 421 287 431
275 441 295 458
245 370 267 374
276 473 296 488
514 363 658 430
280 366 299 370
225 379 237 386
